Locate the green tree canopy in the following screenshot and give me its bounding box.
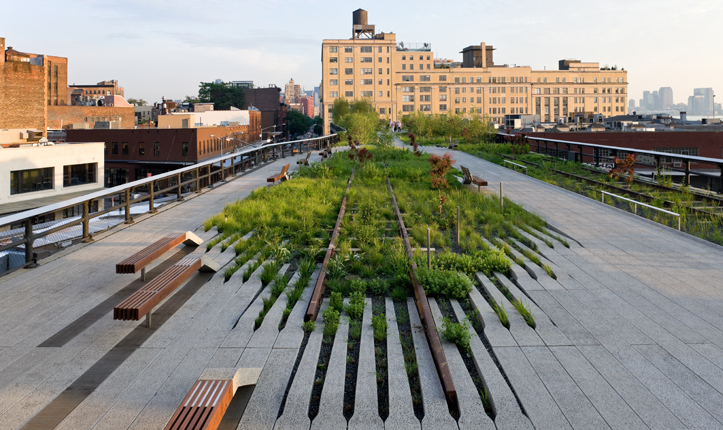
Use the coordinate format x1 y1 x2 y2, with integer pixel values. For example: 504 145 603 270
287 110 313 137
127 98 147 106
331 97 350 121
197 82 245 110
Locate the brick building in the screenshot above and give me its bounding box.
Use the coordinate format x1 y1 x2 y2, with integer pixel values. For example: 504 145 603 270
300 96 314 118
47 105 136 129
242 86 288 138
68 80 124 105
0 37 68 131
68 124 257 186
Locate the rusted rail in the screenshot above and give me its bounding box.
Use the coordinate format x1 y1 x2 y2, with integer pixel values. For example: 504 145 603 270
304 169 355 322
386 178 458 408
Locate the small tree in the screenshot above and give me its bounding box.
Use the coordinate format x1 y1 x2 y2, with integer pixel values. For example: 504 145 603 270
609 153 636 187
428 153 456 189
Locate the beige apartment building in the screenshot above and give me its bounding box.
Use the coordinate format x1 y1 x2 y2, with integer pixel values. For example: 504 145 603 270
321 9 628 134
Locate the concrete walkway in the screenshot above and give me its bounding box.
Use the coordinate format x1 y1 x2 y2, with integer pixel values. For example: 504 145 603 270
3 138 723 429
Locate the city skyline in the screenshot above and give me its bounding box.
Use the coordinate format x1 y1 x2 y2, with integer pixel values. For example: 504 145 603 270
3 0 721 106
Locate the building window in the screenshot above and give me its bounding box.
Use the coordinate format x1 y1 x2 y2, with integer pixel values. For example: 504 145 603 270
112 142 118 154
380 107 386 114
455 88 460 94
420 87 431 92
402 55 406 60
345 91 354 97
402 64 406 70
345 57 353 63
455 77 460 83
420 95 431 102
154 142 160 156
439 86 447 93
361 91 373 97
10 167 54 195
455 97 460 104
402 105 414 112
439 75 447 82
330 79 338 85
345 47 352 52
360 57 372 62
345 68 353 75
420 75 430 82
410 64 414 70
361 68 373 75
122 142 129 155
139 142 145 155
104 143 108 154
378 68 382 74
402 75 414 82
439 94 447 101
330 57 338 63
420 104 431 111
402 87 414 93
361 79 372 85
378 91 383 97
345 79 353 85
330 68 338 75
329 46 338 53
63 163 97 187
330 91 338 97
402 95 414 102
182 142 189 156
439 104 447 111
378 57 382 62
360 46 372 53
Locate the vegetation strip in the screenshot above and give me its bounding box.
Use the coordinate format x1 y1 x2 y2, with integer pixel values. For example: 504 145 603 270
304 169 356 322
386 177 458 408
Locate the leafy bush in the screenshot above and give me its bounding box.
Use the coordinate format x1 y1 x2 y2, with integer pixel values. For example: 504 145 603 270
346 291 365 320
286 288 303 308
323 307 340 336
391 285 409 302
349 278 367 295
327 278 349 296
330 292 344 312
302 320 316 332
367 278 389 296
349 319 362 340
441 317 471 352
372 314 388 341
326 255 348 280
270 274 288 297
425 249 511 277
415 267 473 299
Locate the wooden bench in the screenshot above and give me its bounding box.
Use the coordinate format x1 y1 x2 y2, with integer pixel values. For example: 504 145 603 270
320 147 333 159
114 256 219 327
448 139 459 149
460 165 488 191
296 152 311 166
163 368 262 430
267 163 290 184
117 231 203 281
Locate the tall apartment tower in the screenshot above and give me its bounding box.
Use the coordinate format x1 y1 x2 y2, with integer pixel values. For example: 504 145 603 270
659 87 673 109
320 10 629 134
285 79 301 104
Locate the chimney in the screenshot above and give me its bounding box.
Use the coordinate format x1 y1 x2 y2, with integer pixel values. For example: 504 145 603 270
680 111 687 122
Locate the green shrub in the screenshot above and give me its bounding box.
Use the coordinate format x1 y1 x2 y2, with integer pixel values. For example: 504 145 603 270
286 288 303 308
420 249 512 277
271 274 288 297
367 278 389 296
323 307 340 336
330 292 344 312
349 278 367 295
295 274 312 290
416 267 473 299
327 278 349 296
372 314 388 341
298 257 317 278
391 285 409 302
260 261 281 285
302 320 316 332
346 291 365 320
440 317 471 352
326 255 348 280
349 319 362 340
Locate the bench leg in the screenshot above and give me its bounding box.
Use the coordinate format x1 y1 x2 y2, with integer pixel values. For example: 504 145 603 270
146 312 152 328
141 267 146 282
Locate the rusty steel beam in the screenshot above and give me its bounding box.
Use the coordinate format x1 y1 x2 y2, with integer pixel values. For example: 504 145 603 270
304 169 355 322
386 178 458 408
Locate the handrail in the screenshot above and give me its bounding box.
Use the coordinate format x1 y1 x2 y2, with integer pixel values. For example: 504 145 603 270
601 190 681 230
0 133 338 227
503 160 527 174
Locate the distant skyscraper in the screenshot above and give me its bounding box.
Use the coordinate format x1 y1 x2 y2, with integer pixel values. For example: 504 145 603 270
629 99 635 113
692 88 714 115
652 91 660 110
642 91 654 110
659 87 673 109
284 78 301 104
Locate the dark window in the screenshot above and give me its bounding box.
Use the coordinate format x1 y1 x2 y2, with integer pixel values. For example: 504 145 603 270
112 142 118 154
10 167 54 195
63 163 97 187
122 142 128 155
182 142 189 156
139 142 145 155
104 142 108 154
154 142 160 156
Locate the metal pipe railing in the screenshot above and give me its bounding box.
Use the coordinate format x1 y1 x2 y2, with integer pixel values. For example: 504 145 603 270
0 132 340 275
601 190 681 230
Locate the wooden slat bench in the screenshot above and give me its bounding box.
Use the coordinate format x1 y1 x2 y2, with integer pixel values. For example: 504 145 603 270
117 231 203 281
267 163 290 184
296 152 311 166
448 139 459 149
164 368 262 430
460 165 488 191
114 256 219 327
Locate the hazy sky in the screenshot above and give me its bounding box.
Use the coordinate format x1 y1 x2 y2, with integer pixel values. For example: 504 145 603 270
4 0 721 107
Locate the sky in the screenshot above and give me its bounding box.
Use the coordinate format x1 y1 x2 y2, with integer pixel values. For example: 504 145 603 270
3 0 722 108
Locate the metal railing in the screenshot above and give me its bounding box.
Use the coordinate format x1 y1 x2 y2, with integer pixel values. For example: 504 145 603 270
0 133 340 276
503 160 527 174
601 191 681 230
498 132 723 190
